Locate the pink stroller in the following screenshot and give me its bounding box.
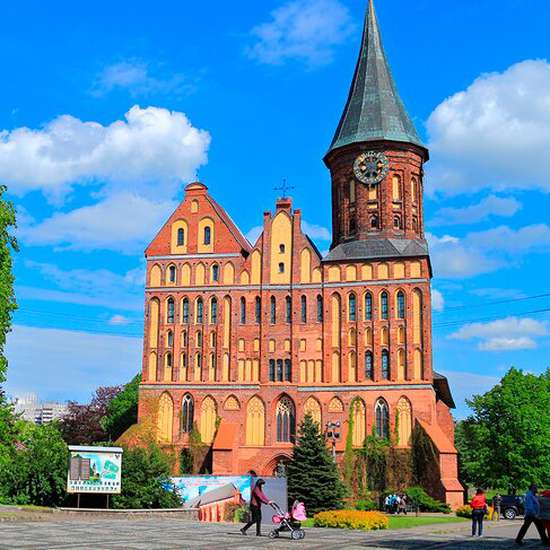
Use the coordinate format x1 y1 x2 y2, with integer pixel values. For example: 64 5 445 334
268 500 307 540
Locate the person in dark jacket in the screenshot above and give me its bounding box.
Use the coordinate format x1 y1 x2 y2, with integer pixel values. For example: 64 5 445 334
240 479 273 536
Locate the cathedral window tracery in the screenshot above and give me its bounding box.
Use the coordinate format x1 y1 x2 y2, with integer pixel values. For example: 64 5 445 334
276 396 296 443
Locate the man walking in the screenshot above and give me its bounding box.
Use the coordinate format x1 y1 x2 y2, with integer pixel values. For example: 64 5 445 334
515 484 550 546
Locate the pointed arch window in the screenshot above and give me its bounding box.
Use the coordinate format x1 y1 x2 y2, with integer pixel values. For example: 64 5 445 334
196 331 202 347
285 296 292 323
375 398 390 439
211 264 220 282
196 298 204 324
348 293 357 321
276 396 296 443
365 351 373 380
284 359 292 382
177 227 185 246
365 293 373 321
270 296 276 324
167 298 175 323
181 394 194 433
240 297 246 324
210 297 218 324
381 291 389 320
255 296 261 323
167 330 174 347
168 265 176 283
381 349 390 380
300 295 307 323
182 298 189 323
317 295 323 322
397 291 405 319
204 226 211 245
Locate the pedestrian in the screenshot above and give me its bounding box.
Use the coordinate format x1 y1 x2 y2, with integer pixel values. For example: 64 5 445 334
384 494 391 513
398 494 407 515
470 488 487 537
515 484 550 546
540 489 550 542
240 478 273 537
493 494 502 521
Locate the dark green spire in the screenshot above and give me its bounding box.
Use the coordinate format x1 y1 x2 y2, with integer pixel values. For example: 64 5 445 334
328 0 423 153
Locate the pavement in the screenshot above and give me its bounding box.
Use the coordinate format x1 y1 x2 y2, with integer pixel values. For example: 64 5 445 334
0 516 547 549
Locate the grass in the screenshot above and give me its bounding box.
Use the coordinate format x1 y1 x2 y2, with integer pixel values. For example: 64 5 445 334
302 515 468 530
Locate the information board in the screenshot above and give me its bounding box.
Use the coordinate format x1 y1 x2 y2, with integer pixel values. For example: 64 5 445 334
67 446 123 494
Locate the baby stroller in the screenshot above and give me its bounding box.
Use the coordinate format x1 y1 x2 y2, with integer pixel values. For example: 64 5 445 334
268 500 306 540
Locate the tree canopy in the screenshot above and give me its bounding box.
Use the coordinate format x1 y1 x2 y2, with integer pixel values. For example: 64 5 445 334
101 374 141 441
455 367 550 492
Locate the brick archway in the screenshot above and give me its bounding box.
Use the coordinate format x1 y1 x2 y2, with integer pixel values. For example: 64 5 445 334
262 453 292 476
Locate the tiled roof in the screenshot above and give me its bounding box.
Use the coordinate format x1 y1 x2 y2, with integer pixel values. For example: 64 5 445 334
323 238 429 262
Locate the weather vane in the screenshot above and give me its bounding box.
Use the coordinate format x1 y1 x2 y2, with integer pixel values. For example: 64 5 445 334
274 178 295 198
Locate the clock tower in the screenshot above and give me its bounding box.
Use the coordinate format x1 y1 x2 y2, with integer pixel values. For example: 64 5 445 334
324 0 429 256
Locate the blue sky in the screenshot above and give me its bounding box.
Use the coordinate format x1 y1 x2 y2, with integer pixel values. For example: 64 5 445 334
2 0 550 417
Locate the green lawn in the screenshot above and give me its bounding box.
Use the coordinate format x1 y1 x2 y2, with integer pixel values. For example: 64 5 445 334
302 515 467 530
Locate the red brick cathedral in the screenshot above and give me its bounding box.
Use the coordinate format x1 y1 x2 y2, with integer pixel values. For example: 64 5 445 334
137 0 462 507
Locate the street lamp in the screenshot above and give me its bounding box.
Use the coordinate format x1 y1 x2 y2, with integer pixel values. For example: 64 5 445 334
325 421 341 461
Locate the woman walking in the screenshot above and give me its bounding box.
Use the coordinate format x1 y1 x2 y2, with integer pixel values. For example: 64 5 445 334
470 488 487 537
240 479 273 537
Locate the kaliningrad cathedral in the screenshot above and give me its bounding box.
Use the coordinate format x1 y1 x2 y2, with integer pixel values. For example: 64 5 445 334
137 0 462 507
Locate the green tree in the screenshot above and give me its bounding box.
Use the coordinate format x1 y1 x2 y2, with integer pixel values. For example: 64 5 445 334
287 414 345 514
456 367 550 492
0 421 68 506
111 444 181 509
101 374 141 441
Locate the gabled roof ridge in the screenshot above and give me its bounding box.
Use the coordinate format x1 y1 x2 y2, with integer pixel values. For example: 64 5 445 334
205 194 251 252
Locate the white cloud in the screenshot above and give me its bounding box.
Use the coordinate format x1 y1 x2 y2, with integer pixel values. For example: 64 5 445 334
428 223 550 278
427 60 550 195
432 289 444 312
108 314 130 326
0 105 210 202
449 316 548 352
5 325 141 402
246 0 355 67
430 195 521 226
302 220 331 240
92 60 192 97
19 192 175 253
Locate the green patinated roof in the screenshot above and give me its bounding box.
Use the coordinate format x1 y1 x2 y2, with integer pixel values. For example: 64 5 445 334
328 0 423 154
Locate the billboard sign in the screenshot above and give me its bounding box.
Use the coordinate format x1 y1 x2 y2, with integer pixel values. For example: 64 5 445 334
170 475 252 508
67 445 123 494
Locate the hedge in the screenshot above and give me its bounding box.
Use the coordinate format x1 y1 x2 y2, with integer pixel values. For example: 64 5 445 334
313 510 389 530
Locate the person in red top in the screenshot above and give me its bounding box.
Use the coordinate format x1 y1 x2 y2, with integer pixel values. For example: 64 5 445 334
470 488 487 537
241 479 273 537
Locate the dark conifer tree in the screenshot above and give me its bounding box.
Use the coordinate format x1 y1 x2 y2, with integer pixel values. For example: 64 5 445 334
287 414 345 515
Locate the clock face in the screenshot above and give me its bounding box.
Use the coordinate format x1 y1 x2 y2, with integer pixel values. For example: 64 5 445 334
353 151 389 185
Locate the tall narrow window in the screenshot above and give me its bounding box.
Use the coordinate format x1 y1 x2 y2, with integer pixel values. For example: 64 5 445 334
269 359 275 382
276 396 296 443
204 226 211 245
317 295 323 322
181 394 194 433
365 351 373 380
270 296 276 324
381 291 389 320
279 244 285 253
348 293 356 321
182 298 189 323
276 359 283 382
167 298 175 323
168 265 176 283
177 228 185 246
197 331 202 347
350 180 356 204
210 297 218 324
182 330 188 346
285 296 292 323
397 291 405 319
211 264 219 282
375 399 390 439
167 331 174 347
300 295 307 323
349 217 357 235
381 349 390 380
255 297 261 324
278 262 285 274
365 293 373 321
240 297 246 324
197 298 203 324
284 359 292 382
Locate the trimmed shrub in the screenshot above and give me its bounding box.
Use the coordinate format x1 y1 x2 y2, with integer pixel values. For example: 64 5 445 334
456 505 472 518
406 487 451 513
313 510 388 530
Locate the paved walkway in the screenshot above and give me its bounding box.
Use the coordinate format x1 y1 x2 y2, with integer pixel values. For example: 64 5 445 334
0 516 546 549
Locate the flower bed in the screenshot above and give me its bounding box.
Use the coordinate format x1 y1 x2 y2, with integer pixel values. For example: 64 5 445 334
313 510 389 530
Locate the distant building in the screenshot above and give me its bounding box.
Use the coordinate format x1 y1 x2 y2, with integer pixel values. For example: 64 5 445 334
13 393 68 425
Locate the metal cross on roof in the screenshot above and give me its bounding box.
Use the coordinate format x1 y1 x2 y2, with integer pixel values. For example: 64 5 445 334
274 178 295 197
